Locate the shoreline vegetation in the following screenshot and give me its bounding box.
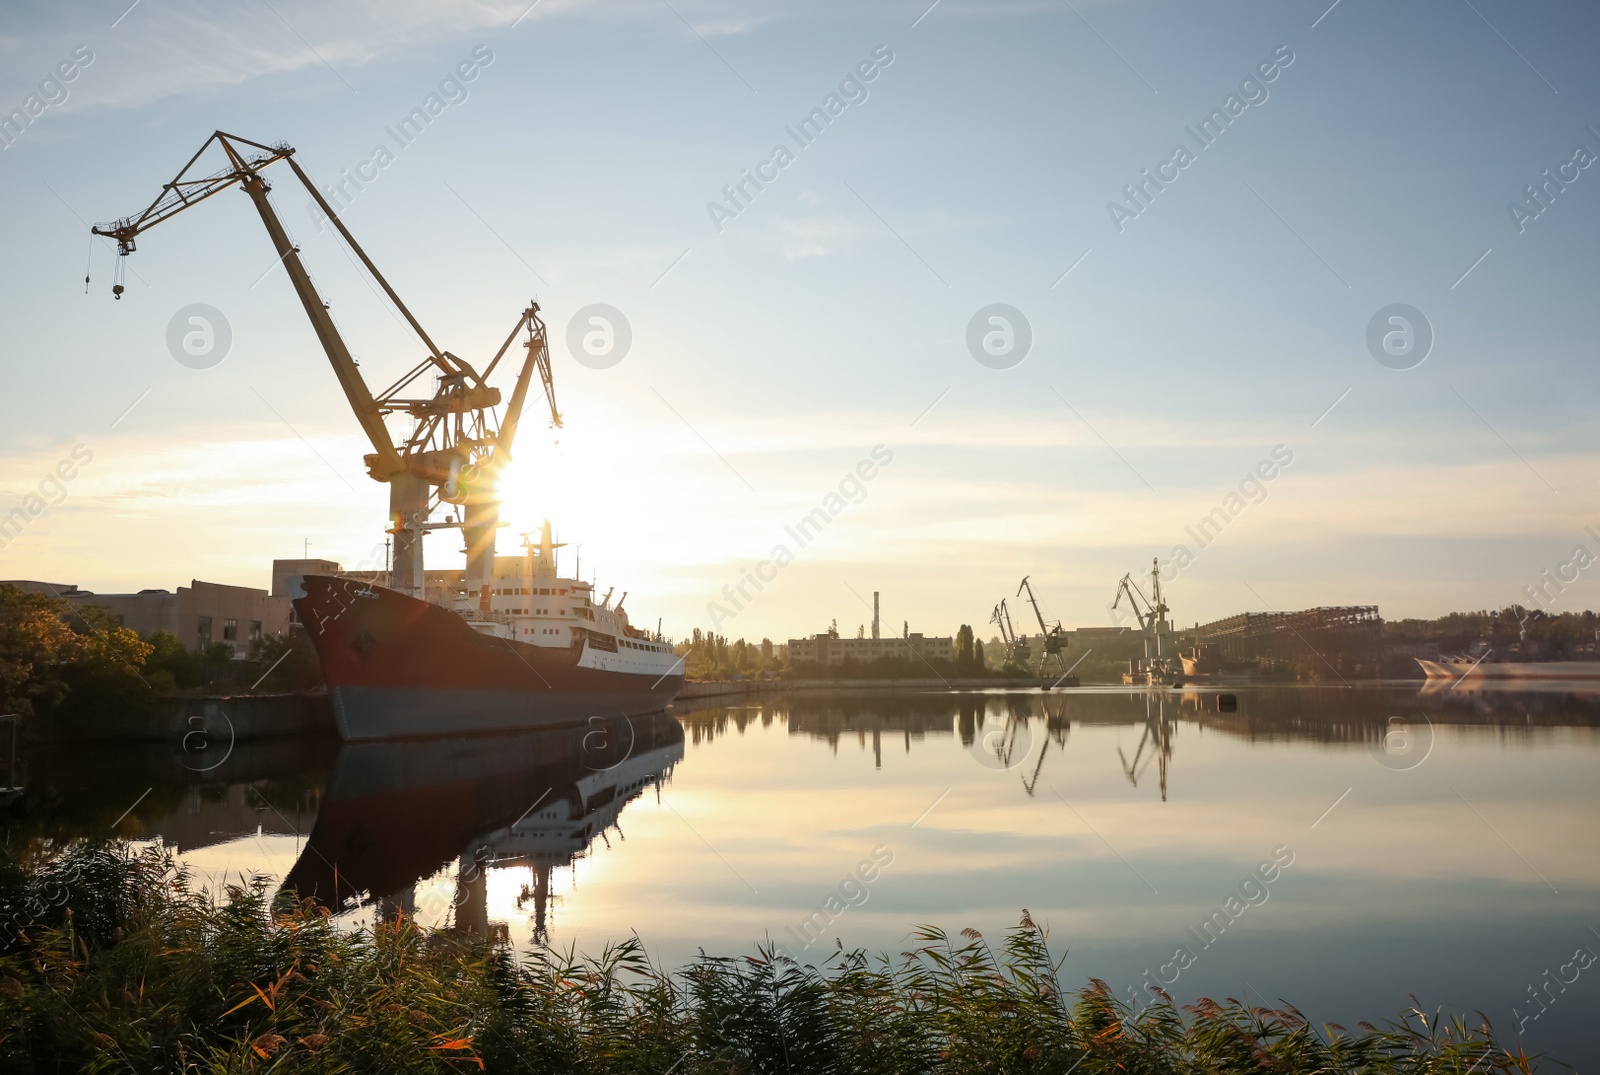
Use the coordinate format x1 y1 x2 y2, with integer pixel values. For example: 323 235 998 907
672 606 1600 685
0 583 318 734
0 845 1542 1073
8 583 1600 731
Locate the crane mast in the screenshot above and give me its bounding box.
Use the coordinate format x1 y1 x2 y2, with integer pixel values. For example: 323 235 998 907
92 132 561 598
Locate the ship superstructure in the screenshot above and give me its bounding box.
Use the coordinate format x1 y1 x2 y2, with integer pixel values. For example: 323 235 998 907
453 520 678 678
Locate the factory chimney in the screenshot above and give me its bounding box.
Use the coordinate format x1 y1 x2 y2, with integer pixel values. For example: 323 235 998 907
872 592 880 639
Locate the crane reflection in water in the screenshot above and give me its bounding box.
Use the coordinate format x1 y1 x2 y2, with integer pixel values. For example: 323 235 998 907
26 685 1573 953
959 692 1176 799
742 690 1206 804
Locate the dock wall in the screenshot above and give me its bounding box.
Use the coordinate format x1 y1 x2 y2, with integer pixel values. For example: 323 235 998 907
675 677 1070 701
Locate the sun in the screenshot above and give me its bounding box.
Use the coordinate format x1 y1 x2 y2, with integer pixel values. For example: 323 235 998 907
495 437 581 550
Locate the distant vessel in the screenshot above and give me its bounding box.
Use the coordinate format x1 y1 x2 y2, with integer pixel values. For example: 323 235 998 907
1416 656 1600 683
1179 643 1221 678
295 523 683 740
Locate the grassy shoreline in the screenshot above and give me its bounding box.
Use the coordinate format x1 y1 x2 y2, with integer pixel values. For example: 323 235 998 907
0 845 1539 1073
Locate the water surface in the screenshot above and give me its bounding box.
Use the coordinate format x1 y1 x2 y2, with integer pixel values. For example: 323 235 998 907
13 685 1598 1063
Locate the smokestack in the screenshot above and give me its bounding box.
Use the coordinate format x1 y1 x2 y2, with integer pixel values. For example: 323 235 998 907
872 591 880 639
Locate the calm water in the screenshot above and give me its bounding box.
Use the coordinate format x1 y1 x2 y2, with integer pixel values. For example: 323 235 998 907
12 685 1600 1064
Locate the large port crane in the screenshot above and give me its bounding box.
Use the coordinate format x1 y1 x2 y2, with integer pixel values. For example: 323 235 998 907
91 131 560 599
1016 576 1071 679
1111 558 1182 686
989 599 1030 669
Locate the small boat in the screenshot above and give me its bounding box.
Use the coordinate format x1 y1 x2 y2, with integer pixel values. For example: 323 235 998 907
1123 657 1185 687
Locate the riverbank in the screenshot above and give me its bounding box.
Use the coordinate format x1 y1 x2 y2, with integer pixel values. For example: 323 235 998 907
675 676 1074 701
0 844 1538 1073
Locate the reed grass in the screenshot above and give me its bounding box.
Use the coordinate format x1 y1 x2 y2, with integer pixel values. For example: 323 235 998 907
0 844 1540 1073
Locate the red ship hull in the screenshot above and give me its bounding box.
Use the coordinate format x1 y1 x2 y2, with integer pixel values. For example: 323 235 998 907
293 576 684 740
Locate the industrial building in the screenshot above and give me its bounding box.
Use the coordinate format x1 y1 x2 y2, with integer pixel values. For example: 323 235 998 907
786 632 956 666
1195 605 1382 676
2 578 292 658
787 590 955 667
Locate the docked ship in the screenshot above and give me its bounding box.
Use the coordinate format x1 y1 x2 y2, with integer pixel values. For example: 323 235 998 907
1178 643 1221 678
1416 654 1600 683
296 522 684 740
94 134 684 742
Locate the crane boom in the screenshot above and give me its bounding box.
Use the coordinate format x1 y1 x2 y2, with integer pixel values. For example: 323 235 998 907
1016 576 1052 636
1015 576 1070 677
92 131 561 597
237 158 403 477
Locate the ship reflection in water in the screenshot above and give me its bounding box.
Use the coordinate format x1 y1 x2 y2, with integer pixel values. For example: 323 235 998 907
279 713 685 940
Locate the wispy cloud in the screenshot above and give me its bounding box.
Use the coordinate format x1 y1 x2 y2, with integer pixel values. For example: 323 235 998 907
0 0 780 114
765 210 869 261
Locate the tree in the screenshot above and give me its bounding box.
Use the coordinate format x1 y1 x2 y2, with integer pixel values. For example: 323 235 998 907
955 624 974 668
141 631 204 690
0 585 155 723
252 631 322 692
55 605 155 720
0 585 79 718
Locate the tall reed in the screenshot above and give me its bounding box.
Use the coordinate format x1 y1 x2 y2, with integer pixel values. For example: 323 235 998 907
0 845 1540 1073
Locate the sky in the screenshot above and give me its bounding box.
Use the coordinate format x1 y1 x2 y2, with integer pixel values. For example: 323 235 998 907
2 0 1599 643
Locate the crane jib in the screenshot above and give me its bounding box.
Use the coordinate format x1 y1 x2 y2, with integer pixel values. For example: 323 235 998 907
89 130 563 597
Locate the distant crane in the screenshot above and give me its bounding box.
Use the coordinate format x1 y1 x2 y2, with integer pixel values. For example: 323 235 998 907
91 131 561 599
989 599 1031 669
1016 576 1072 679
1112 558 1182 686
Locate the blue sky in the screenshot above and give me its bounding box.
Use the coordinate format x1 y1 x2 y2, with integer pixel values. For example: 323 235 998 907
2 0 1598 641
